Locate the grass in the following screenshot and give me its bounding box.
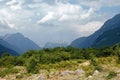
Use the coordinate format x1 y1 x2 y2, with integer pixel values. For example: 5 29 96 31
106 71 117 79
38 59 79 70
0 56 120 80
0 67 19 78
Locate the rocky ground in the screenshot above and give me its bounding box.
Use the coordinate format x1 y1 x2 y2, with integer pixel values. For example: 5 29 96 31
1 60 120 80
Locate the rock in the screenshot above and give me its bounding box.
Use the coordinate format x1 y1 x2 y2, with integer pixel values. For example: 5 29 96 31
74 69 84 75
0 78 6 80
93 70 99 76
60 70 75 76
79 61 90 66
38 74 46 80
88 75 92 78
117 73 120 76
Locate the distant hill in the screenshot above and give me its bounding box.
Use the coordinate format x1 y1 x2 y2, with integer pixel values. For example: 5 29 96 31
0 39 18 56
71 14 120 48
0 39 21 54
1 33 41 54
44 42 68 48
71 37 87 48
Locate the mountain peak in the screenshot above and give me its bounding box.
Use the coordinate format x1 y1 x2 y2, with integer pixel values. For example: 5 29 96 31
14 32 23 36
2 32 40 53
3 32 24 39
10 32 24 37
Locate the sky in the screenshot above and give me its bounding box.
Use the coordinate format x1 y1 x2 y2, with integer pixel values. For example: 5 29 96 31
0 0 120 47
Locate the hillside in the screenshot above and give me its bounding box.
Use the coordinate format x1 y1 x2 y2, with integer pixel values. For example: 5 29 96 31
0 39 20 55
0 44 18 56
71 37 87 48
92 27 120 47
71 14 120 48
1 33 41 53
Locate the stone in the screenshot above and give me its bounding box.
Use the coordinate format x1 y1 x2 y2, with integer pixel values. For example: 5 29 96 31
74 69 84 75
38 74 46 80
88 75 92 78
60 70 75 76
93 70 99 76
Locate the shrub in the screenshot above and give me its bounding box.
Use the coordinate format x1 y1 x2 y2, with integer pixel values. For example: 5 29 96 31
90 58 98 66
81 65 94 77
16 74 24 79
106 71 117 79
117 53 120 64
26 57 39 74
94 66 102 71
0 68 19 78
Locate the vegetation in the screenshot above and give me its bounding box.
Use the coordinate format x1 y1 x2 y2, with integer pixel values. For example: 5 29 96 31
106 71 117 79
0 67 19 78
0 44 120 78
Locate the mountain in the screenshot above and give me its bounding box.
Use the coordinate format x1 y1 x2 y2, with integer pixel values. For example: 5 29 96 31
71 13 120 48
44 42 68 48
92 27 120 47
0 39 19 56
0 39 21 54
0 44 18 56
1 33 41 53
71 37 87 48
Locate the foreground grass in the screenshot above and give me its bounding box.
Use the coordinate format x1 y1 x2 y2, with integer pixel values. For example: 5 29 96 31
0 56 120 80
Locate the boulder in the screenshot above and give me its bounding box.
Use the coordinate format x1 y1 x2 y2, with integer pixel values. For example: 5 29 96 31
92 70 99 76
38 74 46 80
74 69 84 75
88 75 92 78
60 70 75 76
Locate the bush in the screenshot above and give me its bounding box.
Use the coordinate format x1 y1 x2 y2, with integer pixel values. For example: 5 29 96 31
16 74 24 79
0 68 19 78
106 71 117 79
90 57 98 66
0 55 17 67
59 52 71 61
81 65 94 77
94 66 102 71
117 53 120 64
26 57 39 74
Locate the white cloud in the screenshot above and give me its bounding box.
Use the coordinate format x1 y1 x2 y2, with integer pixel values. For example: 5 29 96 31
6 0 24 10
0 9 16 29
10 5 22 10
6 0 17 5
80 0 120 10
80 8 94 19
5 20 15 29
72 21 103 36
37 2 83 24
37 12 54 23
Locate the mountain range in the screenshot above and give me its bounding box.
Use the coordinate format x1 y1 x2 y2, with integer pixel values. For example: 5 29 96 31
0 33 41 55
71 13 120 48
1 13 120 55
